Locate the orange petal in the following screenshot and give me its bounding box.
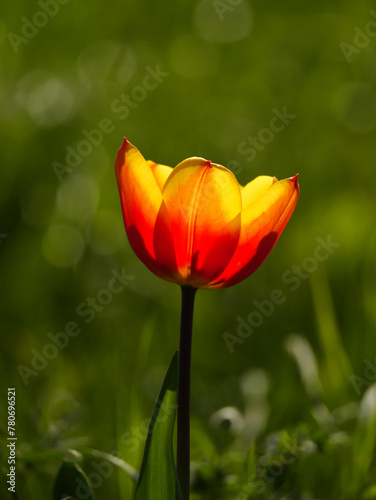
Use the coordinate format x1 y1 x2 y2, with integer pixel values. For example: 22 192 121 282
161 159 242 287
115 139 178 282
214 175 299 288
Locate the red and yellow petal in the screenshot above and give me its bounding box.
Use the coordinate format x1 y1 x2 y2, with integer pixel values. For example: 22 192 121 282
161 159 242 287
214 175 299 288
115 139 178 282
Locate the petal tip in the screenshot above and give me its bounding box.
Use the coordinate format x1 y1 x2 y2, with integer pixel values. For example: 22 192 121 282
118 137 129 152
116 137 132 173
286 174 299 188
291 174 300 196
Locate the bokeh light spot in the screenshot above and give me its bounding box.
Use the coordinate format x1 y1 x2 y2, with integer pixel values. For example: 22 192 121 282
194 0 253 44
56 174 100 222
27 78 74 128
77 40 137 89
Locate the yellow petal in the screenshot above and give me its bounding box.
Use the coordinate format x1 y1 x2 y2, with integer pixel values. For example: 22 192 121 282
241 176 277 209
147 161 173 191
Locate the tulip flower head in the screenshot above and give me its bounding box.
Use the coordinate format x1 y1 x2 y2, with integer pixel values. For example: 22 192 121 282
115 138 299 289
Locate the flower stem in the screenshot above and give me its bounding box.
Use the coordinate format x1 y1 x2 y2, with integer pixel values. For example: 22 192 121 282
177 285 197 500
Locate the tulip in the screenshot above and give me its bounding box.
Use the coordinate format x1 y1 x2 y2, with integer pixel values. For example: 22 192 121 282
115 138 299 289
115 138 299 499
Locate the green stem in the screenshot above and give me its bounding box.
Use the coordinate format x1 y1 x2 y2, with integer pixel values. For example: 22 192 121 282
177 285 197 500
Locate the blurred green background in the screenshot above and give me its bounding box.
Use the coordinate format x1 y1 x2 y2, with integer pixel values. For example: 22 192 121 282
1 0 376 498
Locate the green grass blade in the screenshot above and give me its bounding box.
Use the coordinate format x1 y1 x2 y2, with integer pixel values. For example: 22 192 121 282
349 383 376 498
134 351 182 500
78 446 139 482
52 460 93 500
310 269 353 403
